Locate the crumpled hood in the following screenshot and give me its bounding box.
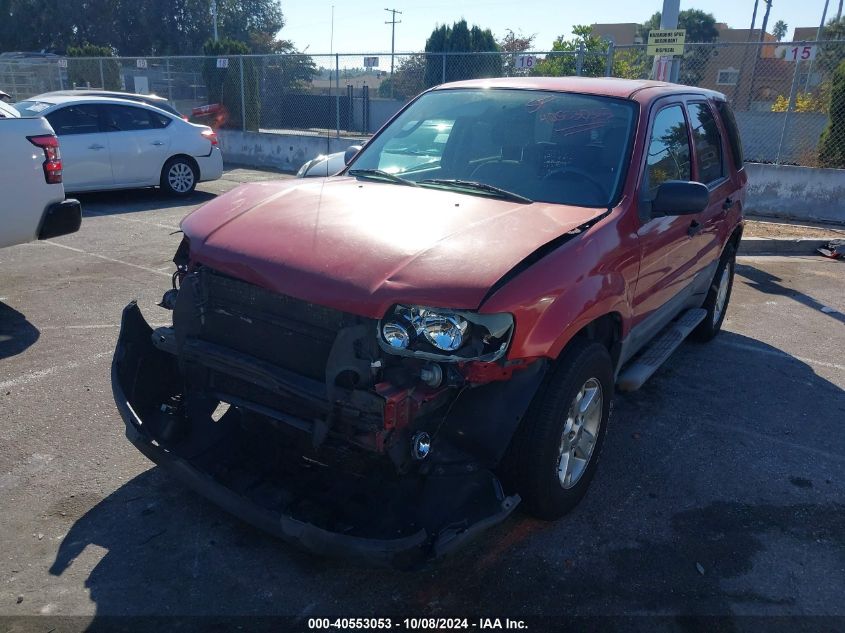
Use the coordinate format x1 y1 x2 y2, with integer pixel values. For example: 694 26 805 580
181 177 604 318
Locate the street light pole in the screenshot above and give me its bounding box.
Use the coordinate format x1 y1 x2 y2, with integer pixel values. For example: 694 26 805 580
385 8 402 98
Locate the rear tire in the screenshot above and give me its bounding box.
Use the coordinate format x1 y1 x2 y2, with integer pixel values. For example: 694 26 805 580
160 157 198 197
691 243 736 342
501 339 613 520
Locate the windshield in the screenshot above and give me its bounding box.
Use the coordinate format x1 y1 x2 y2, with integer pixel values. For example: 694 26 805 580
348 88 637 208
13 100 54 116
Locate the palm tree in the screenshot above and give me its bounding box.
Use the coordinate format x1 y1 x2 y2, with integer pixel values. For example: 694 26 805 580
772 20 788 41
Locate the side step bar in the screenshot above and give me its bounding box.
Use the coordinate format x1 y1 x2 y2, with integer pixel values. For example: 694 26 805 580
616 308 707 392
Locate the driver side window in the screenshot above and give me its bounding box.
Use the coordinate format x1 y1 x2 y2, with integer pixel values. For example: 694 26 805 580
644 105 691 200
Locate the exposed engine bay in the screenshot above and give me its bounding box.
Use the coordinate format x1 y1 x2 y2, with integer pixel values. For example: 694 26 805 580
113 260 547 566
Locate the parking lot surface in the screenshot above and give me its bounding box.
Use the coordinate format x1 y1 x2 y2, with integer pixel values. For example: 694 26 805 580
1 169 844 625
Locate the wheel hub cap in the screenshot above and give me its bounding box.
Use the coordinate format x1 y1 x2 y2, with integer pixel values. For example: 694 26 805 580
557 378 603 489
168 163 194 193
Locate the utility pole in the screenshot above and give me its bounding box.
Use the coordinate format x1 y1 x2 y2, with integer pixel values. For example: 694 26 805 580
385 8 402 98
211 0 219 41
652 0 681 82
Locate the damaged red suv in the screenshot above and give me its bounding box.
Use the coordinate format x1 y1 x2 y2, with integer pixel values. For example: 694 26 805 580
113 77 745 566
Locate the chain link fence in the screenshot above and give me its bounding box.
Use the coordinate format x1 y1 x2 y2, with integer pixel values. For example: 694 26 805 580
2 40 843 167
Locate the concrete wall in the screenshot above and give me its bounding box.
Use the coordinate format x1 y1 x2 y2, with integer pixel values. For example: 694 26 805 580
745 163 845 224
218 130 364 173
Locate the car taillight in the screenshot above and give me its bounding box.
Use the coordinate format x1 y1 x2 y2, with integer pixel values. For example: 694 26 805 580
202 129 218 146
28 134 62 184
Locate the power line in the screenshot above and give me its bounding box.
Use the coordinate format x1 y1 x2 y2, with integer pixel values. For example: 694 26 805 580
385 7 402 98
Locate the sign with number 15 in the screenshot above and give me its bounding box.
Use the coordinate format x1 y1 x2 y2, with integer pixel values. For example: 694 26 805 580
777 44 817 62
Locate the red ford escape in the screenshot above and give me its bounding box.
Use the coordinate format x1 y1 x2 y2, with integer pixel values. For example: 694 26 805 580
113 77 746 566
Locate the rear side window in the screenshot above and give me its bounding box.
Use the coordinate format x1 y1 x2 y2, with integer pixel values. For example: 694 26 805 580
644 104 691 200
46 105 102 135
716 100 744 168
104 105 170 131
688 102 724 185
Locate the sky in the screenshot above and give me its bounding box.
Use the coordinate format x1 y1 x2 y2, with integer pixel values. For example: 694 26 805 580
278 0 835 55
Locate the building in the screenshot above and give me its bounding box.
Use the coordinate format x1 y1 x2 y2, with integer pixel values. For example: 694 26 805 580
590 23 642 46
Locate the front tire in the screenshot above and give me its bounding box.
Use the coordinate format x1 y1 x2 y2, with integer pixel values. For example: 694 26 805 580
501 339 613 520
160 157 198 197
691 242 736 342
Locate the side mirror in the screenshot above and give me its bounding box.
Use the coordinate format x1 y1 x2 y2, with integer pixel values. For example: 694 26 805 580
344 145 362 165
651 180 709 216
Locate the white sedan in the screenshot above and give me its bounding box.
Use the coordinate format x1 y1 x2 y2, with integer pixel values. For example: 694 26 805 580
13 95 223 196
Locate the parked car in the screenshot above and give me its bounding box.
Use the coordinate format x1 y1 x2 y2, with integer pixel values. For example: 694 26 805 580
296 150 346 178
33 90 185 119
113 77 745 566
0 99 19 118
13 96 222 196
0 90 11 102
1 113 81 249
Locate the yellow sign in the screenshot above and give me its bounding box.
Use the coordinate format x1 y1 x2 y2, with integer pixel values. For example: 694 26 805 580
647 29 686 57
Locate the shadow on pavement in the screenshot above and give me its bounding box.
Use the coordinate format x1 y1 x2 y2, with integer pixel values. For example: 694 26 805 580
736 262 845 326
48 332 845 621
75 189 217 217
0 301 40 360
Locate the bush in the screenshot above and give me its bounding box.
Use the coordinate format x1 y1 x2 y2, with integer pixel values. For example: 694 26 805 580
818 60 845 169
67 44 121 90
202 39 259 131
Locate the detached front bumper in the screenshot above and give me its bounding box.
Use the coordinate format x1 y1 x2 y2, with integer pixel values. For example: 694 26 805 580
112 302 523 566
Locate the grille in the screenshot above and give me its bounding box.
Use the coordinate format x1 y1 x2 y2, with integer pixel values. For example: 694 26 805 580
197 268 351 381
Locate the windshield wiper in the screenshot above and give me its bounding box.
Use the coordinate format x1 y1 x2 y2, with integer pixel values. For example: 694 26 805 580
348 169 417 187
418 179 532 204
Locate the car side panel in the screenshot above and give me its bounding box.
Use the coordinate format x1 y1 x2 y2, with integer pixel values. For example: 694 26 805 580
480 210 640 361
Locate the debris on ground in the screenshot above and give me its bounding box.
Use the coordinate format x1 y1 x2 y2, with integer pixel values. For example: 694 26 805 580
817 239 845 259
696 563 706 575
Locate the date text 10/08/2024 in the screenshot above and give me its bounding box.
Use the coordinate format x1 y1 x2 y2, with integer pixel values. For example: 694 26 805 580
307 618 529 630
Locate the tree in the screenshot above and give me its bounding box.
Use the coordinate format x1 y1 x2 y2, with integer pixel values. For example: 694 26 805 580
498 29 536 75
532 25 610 78
816 17 845 77
0 0 287 56
639 9 719 43
818 60 845 168
772 20 788 41
423 20 501 87
378 54 426 100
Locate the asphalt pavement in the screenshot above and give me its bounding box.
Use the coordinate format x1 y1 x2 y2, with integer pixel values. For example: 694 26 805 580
1 169 843 629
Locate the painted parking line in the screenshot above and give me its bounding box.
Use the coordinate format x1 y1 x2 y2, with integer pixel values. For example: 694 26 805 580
42 240 171 278
0 351 112 391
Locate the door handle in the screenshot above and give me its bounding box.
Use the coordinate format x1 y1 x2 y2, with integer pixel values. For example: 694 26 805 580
687 220 702 237
722 197 735 210
88 144 105 150
150 141 164 146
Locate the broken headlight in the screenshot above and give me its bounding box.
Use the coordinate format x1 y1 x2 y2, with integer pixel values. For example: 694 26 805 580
378 305 513 362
